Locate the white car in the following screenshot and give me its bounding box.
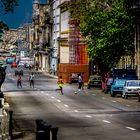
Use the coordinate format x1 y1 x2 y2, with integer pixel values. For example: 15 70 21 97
18 61 25 67
122 80 140 99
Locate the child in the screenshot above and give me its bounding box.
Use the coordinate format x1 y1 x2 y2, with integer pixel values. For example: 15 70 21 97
56 76 64 95
29 72 34 88
17 74 22 88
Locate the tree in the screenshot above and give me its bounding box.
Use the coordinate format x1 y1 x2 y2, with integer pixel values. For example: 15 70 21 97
0 0 18 14
0 0 18 41
69 0 135 74
0 0 18 91
0 21 8 41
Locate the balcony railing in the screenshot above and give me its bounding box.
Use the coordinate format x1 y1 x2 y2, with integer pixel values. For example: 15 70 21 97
60 0 70 4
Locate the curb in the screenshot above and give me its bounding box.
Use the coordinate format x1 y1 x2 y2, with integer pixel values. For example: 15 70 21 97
39 70 58 79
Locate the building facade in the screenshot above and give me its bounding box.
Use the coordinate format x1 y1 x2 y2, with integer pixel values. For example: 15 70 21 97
32 0 51 72
58 0 89 82
48 0 60 75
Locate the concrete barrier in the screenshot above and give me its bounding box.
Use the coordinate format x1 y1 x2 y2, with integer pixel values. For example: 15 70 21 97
0 100 10 140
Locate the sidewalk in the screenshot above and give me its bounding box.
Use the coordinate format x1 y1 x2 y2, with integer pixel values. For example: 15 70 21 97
38 70 58 79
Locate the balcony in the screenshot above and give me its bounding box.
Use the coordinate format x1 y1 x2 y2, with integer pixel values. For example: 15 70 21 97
60 0 70 4
126 0 140 16
59 0 70 8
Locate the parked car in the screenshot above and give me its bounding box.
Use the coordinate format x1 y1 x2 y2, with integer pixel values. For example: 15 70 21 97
15 69 23 76
11 62 17 68
18 61 25 66
104 78 113 94
6 58 14 64
69 73 80 84
87 75 102 89
110 78 128 97
24 63 34 69
0 60 7 68
122 80 140 99
24 63 30 68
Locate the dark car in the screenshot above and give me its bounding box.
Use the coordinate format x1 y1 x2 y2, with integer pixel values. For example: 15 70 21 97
69 73 80 84
87 75 102 89
15 69 23 76
104 78 113 94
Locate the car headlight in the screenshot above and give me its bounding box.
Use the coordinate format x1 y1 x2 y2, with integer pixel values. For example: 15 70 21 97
124 88 131 92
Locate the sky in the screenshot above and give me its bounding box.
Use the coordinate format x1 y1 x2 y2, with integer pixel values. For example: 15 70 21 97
0 0 47 29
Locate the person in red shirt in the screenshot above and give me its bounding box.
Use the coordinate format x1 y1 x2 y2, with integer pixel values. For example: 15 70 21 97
17 74 22 88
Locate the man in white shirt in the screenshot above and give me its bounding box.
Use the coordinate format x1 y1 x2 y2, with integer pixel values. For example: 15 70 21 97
29 72 34 88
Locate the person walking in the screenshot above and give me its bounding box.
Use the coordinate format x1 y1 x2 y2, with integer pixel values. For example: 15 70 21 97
81 72 84 90
29 72 34 88
74 73 83 94
56 76 64 95
17 74 22 88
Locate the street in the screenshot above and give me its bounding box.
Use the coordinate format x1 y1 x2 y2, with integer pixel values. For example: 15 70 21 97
2 66 140 140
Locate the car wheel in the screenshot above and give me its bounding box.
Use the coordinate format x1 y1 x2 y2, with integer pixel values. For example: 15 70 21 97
122 94 125 99
112 94 116 97
125 95 128 99
110 92 115 97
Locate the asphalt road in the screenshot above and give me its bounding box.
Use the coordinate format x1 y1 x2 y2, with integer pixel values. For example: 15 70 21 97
2 65 140 140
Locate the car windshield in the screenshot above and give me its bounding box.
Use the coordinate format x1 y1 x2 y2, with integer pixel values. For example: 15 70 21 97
114 80 126 85
127 81 140 87
90 77 102 80
71 74 79 77
107 78 113 84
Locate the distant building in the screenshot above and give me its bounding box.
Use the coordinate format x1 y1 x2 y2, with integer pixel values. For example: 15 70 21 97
32 0 51 72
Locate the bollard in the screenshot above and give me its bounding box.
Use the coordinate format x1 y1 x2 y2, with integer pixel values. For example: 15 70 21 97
35 120 51 140
0 99 2 108
0 92 4 108
36 130 46 140
35 119 45 131
9 110 13 140
0 91 4 98
43 122 51 140
51 126 59 140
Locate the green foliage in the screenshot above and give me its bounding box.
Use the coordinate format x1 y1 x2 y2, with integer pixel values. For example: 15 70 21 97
69 0 135 72
0 0 18 14
0 21 9 42
0 0 18 41
0 21 8 30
